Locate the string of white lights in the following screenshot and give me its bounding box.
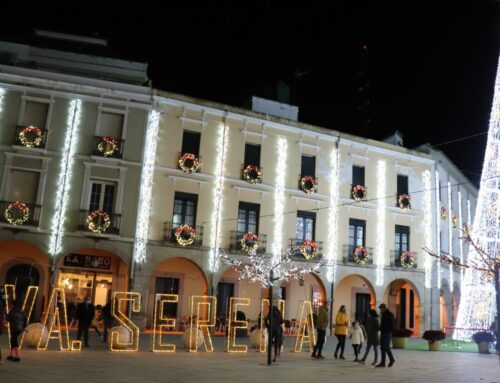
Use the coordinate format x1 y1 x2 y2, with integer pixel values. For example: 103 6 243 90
375 160 386 286
0 87 5 115
447 181 453 291
454 55 500 340
458 190 464 285
208 123 228 272
435 171 441 289
326 145 339 283
48 99 82 257
133 110 161 264
272 137 288 263
423 170 433 288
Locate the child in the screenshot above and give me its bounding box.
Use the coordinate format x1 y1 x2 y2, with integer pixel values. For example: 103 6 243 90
350 320 365 361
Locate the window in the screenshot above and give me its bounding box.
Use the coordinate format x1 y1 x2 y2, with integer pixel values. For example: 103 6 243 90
89 181 116 213
181 131 201 156
21 101 49 129
296 211 316 241
237 202 260 234
348 218 366 247
98 112 124 138
397 175 409 196
395 225 410 253
352 166 365 186
9 170 39 204
301 155 316 177
244 144 261 167
172 192 198 227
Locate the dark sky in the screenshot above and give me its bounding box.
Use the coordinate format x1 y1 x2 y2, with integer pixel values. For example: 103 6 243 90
2 1 499 185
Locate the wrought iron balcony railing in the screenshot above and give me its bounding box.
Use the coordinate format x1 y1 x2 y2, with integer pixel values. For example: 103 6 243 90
289 238 323 261
0 201 41 227
92 136 125 159
78 210 121 235
342 244 374 265
164 222 204 247
391 250 418 269
13 125 47 149
229 231 267 254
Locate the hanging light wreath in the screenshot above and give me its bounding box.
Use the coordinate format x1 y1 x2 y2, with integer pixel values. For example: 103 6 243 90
353 246 369 265
440 206 448 221
400 251 414 269
242 165 262 184
175 224 196 246
19 126 43 148
4 201 30 225
97 136 119 157
398 194 411 210
178 153 201 174
300 176 318 194
352 185 367 202
87 210 111 233
240 232 260 253
451 213 459 228
300 240 318 260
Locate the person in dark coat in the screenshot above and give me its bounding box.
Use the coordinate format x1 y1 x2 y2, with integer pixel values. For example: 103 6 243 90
265 306 284 362
6 300 27 362
101 301 114 343
311 302 329 359
359 309 380 365
376 303 395 367
77 297 95 347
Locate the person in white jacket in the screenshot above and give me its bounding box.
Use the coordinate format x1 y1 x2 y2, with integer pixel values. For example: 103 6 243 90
350 320 365 361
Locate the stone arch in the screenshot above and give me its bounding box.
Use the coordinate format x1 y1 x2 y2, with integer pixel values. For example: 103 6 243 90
333 274 376 325
384 278 422 336
147 257 209 326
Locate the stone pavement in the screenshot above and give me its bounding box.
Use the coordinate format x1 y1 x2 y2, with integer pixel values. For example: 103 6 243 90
0 333 499 383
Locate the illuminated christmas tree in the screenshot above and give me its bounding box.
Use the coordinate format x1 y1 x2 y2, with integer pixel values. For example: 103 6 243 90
453 55 500 340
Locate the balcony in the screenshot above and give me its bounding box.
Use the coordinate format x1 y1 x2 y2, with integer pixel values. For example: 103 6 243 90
13 125 47 149
229 231 267 254
342 245 374 265
92 136 125 159
78 210 121 235
164 222 204 247
289 239 323 261
0 201 41 227
390 250 418 269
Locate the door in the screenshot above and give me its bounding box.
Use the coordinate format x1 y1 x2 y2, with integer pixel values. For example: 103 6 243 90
217 282 234 318
355 293 371 324
155 277 180 317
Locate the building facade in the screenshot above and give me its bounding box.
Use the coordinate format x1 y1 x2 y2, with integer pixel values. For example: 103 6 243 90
0 32 478 335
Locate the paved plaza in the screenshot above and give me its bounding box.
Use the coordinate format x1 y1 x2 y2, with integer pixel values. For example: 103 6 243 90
0 333 499 383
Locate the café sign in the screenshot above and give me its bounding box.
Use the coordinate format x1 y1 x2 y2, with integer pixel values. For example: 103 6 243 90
63 254 111 270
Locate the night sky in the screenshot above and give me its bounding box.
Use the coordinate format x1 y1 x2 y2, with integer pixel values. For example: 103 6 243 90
2 1 499 186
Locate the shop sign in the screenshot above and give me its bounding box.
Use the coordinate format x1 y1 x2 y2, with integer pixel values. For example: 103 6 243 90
63 254 111 270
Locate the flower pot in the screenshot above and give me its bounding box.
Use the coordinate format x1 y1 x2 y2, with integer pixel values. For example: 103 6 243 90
477 341 490 354
428 341 440 351
392 337 407 349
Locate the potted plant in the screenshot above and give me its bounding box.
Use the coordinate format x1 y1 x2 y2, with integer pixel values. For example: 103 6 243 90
422 330 446 351
392 328 413 349
472 331 494 354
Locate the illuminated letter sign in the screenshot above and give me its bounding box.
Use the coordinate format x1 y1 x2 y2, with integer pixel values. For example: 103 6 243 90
151 293 178 352
294 300 316 352
259 299 285 352
19 285 39 349
188 295 216 352
37 288 71 351
226 297 250 353
110 292 141 352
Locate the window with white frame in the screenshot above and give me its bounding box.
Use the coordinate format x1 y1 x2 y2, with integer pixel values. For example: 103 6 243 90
88 181 116 213
98 112 124 138
20 100 49 130
8 170 39 204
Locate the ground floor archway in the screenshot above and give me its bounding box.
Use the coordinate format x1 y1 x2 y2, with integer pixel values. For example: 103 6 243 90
334 274 376 325
385 278 421 335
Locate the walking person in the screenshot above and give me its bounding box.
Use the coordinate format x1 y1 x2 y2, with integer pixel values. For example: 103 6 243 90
350 320 365 361
265 306 284 362
311 302 329 359
77 297 95 348
376 303 395 367
359 309 380 365
101 301 113 343
7 300 27 362
334 305 349 359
